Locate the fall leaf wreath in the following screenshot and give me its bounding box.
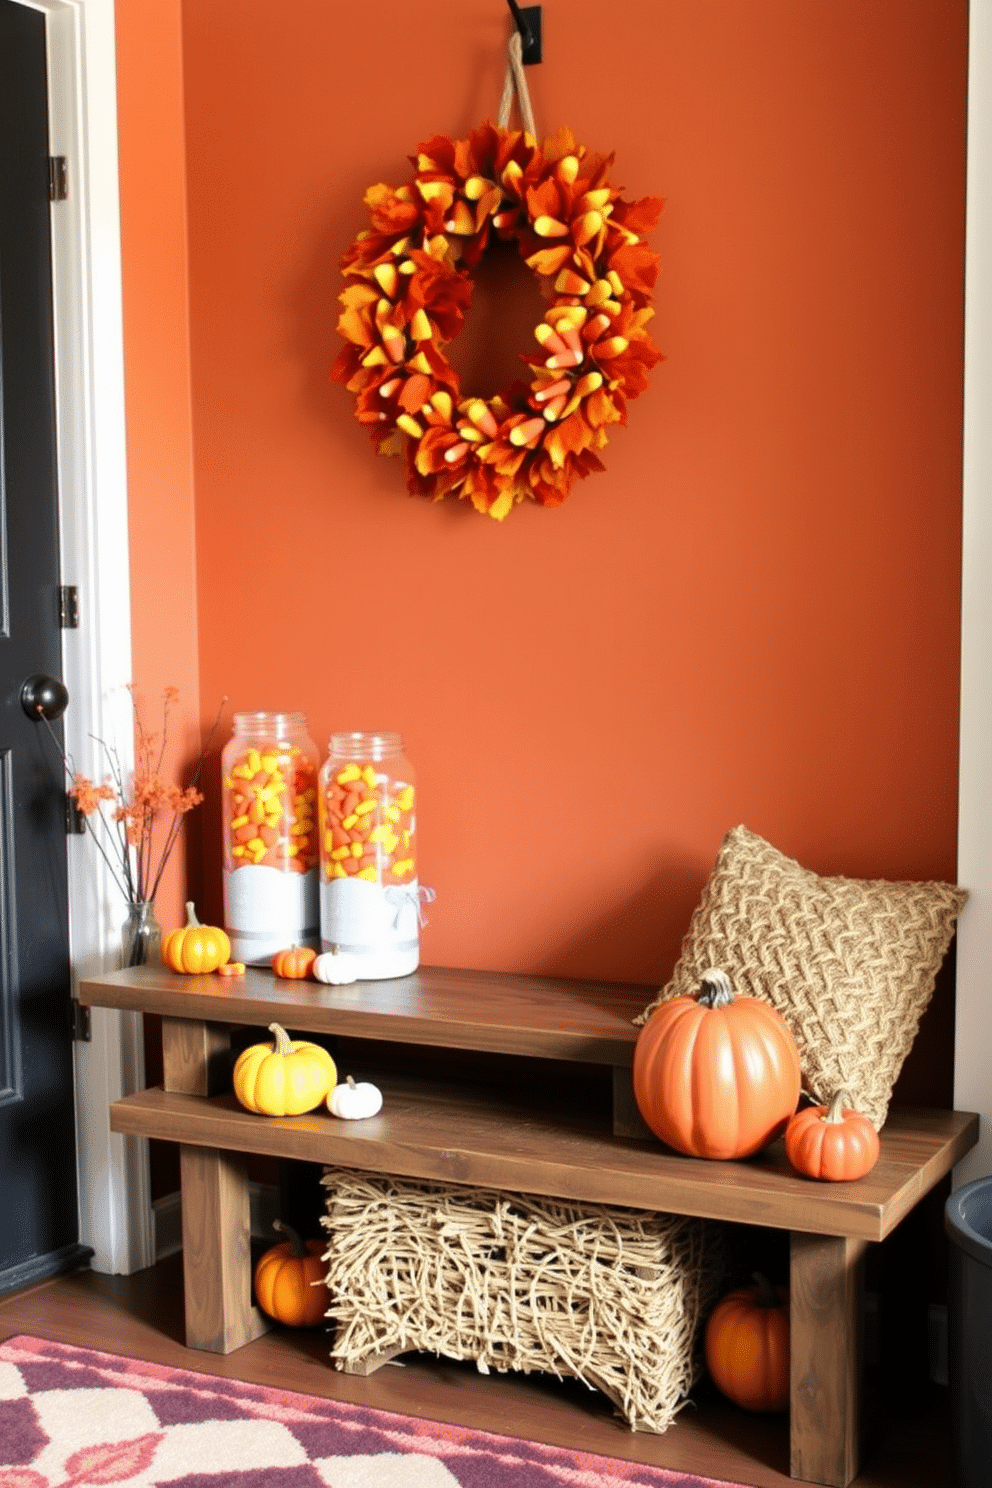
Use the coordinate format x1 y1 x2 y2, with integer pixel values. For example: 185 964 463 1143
332 122 664 520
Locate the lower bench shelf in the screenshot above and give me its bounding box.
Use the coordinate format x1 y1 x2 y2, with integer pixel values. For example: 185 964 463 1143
109 1080 976 1243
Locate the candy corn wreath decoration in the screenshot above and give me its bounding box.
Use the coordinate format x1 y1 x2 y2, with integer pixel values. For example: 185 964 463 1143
332 121 664 520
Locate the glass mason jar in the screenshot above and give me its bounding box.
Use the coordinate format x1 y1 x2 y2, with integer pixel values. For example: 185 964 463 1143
318 731 419 979
221 711 320 964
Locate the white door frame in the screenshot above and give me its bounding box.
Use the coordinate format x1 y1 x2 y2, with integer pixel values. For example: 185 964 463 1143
955 2 992 1186
17 0 153 1273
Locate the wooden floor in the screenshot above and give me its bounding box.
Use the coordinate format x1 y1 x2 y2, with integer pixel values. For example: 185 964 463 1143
0 1255 952 1488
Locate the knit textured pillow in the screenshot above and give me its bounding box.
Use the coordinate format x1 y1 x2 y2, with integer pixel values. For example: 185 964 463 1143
635 825 967 1129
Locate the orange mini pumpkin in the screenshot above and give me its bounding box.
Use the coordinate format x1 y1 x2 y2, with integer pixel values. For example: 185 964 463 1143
272 945 317 980
785 1090 881 1182
253 1220 329 1328
632 969 801 1160
705 1274 790 1413
161 902 231 975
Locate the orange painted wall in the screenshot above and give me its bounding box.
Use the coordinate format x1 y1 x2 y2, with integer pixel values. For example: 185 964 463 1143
115 0 201 934
172 0 966 987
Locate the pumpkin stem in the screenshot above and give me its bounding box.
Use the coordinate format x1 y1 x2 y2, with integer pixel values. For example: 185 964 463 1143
184 901 201 928
751 1271 783 1309
698 968 735 1009
267 1022 294 1055
825 1090 852 1123
272 1218 307 1258
346 1075 356 1090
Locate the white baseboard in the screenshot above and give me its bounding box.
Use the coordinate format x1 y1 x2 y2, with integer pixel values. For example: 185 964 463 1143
152 1184 281 1262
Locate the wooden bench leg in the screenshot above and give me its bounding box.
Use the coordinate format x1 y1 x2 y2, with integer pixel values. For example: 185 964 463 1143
178 1142 271 1353
162 1016 232 1097
790 1231 867 1487
162 1018 270 1354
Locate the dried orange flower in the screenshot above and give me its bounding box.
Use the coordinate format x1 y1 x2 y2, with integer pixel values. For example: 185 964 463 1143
69 776 116 817
42 687 224 908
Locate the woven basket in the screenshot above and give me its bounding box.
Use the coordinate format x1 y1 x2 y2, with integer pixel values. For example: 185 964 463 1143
320 1167 724 1433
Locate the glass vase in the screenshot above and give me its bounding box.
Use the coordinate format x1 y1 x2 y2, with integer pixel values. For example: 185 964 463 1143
121 900 162 969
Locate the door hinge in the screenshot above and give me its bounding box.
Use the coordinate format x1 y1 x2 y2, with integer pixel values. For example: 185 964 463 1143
71 1000 91 1043
66 796 86 835
48 156 68 202
59 585 78 629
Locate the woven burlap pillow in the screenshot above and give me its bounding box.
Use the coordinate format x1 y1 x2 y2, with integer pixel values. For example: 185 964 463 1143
635 825 967 1129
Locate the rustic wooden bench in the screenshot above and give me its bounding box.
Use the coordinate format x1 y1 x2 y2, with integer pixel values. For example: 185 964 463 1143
79 963 978 1488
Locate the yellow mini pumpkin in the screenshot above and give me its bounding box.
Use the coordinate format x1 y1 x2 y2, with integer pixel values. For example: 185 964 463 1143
162 901 231 975
232 1022 337 1116
253 1219 329 1327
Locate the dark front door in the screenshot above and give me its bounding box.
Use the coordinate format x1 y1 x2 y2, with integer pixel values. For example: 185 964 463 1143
0 0 83 1291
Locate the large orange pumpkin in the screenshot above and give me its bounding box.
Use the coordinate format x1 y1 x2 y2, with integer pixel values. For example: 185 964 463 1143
253 1220 329 1327
632 968 801 1159
705 1274 790 1412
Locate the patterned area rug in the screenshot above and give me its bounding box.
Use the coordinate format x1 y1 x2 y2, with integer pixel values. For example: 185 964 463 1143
0 1335 748 1488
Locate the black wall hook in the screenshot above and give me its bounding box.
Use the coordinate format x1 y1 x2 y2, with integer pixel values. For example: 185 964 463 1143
506 0 542 65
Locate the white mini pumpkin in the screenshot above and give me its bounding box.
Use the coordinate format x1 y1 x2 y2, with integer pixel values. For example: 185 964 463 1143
328 1075 383 1120
312 949 360 985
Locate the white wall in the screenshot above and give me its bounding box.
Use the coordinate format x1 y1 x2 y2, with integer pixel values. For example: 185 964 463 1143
955 0 992 1187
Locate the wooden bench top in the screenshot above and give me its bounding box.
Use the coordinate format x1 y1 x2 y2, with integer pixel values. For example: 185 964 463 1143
79 963 654 1066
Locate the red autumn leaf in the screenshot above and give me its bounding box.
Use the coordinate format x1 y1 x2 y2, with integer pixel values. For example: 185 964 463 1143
368 196 421 238
415 426 465 475
453 136 476 181
607 242 661 297
336 306 373 348
525 177 562 223
541 125 577 166
612 196 666 235
544 411 591 469
418 273 472 342
330 344 365 386
398 374 431 414
415 133 457 172
530 474 569 507
584 388 625 429
580 151 617 190
355 379 396 423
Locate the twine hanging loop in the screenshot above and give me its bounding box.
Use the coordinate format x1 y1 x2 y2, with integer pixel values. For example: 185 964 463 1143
497 29 537 139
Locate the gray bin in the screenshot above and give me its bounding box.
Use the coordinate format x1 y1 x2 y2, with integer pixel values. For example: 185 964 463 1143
946 1177 992 1488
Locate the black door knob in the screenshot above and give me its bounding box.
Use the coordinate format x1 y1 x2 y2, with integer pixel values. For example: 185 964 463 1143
21 673 69 721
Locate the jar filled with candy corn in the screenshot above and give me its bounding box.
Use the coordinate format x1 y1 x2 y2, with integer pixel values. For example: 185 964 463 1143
318 731 421 979
221 711 320 964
